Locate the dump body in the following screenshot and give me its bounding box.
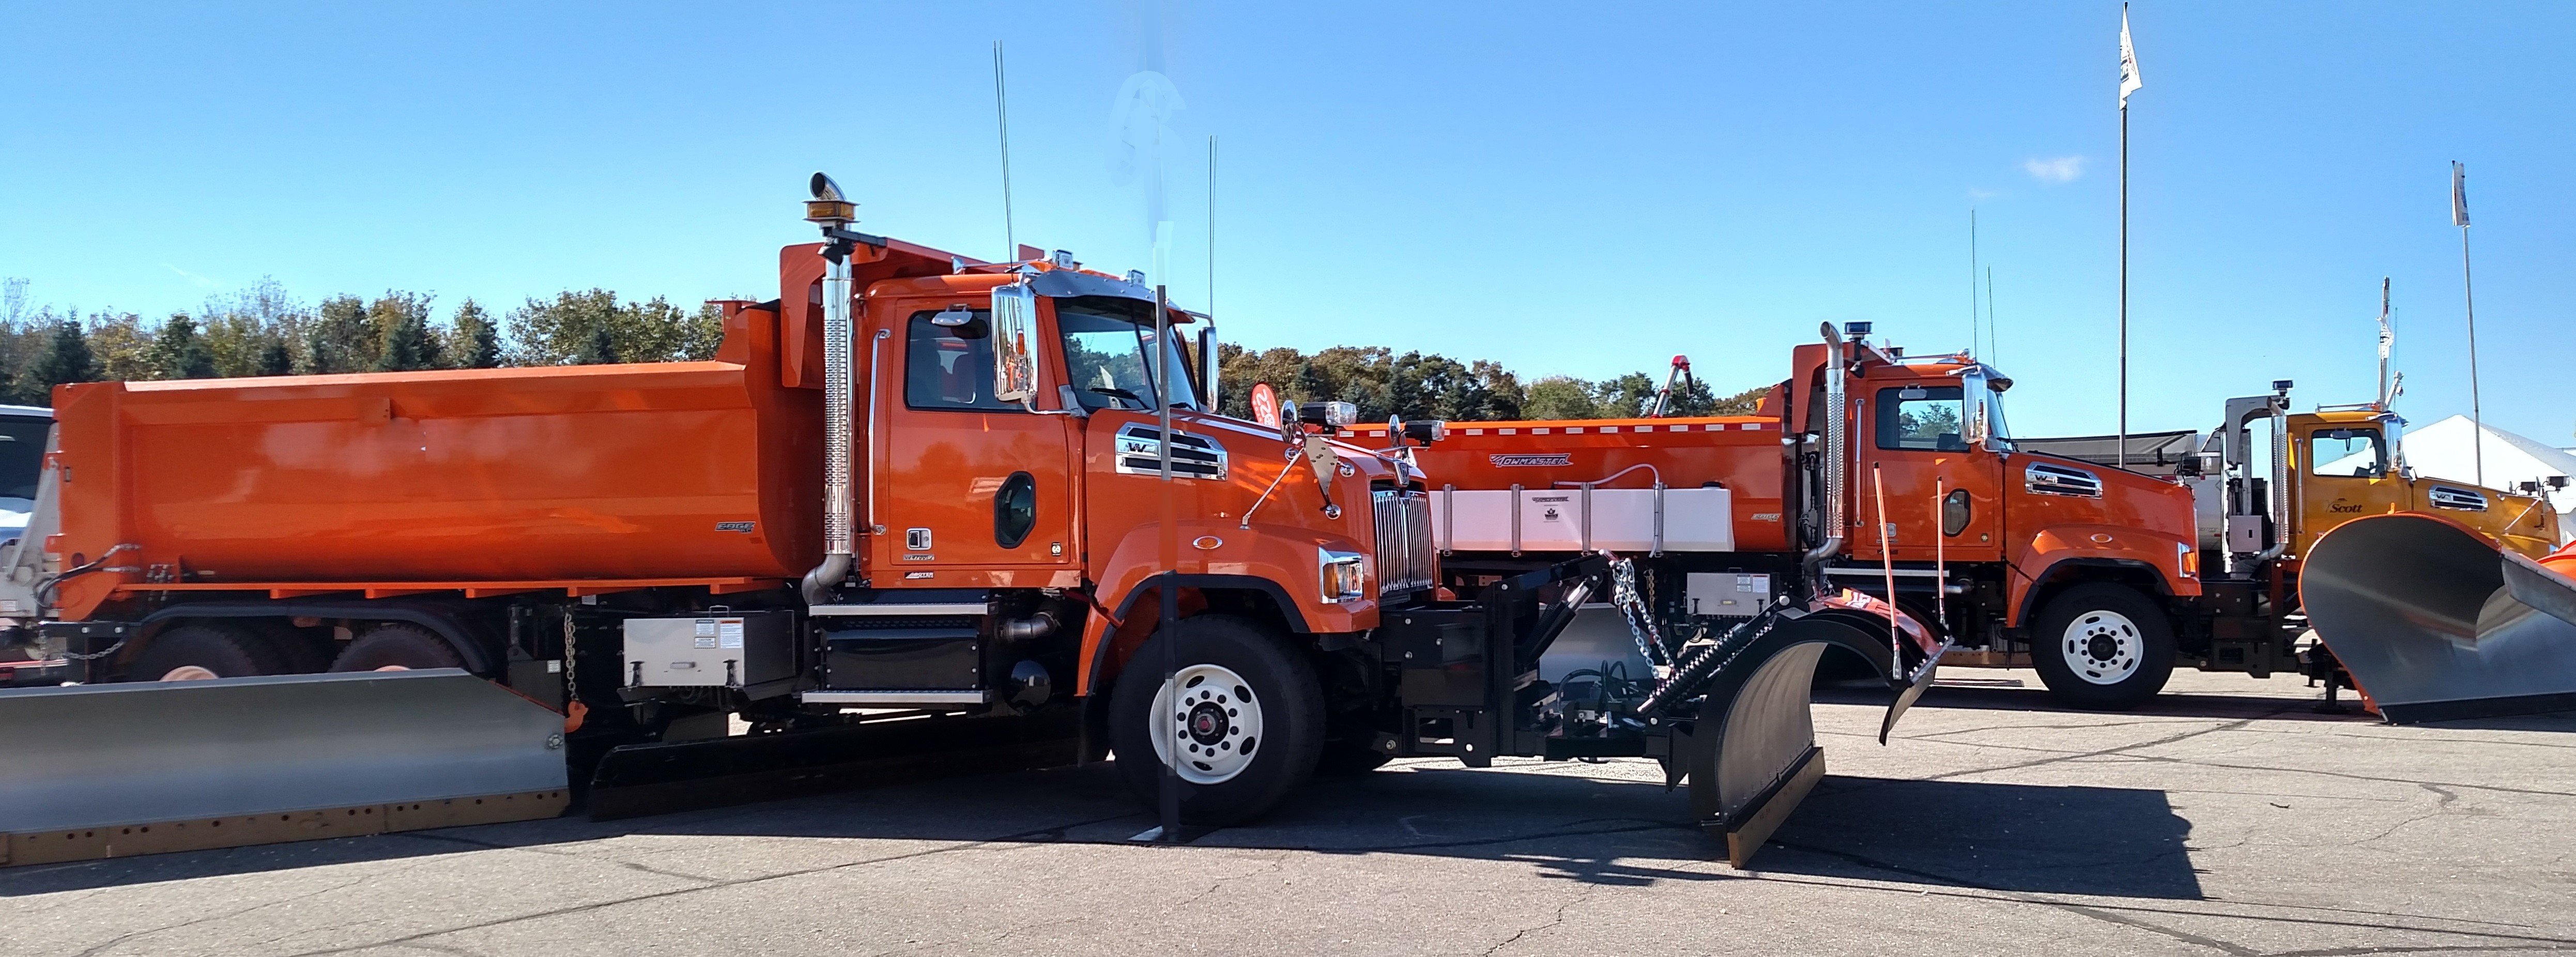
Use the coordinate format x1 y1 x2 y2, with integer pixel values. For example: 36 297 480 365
49 308 820 620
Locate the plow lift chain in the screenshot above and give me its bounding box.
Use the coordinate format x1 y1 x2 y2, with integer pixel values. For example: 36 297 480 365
1608 557 1676 672
1606 554 1797 719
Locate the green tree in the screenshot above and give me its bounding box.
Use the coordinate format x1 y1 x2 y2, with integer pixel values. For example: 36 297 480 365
201 278 304 377
446 298 502 368
305 294 373 374
254 339 294 377
86 312 155 382
679 301 725 361
367 291 439 372
1521 375 1601 420
147 313 219 380
508 289 701 365
22 320 100 404
575 325 619 364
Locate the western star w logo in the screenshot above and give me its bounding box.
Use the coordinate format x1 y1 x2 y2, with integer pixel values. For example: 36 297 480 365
1490 453 1571 467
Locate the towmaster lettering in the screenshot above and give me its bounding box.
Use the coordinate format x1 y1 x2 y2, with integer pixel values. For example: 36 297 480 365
1490 454 1571 467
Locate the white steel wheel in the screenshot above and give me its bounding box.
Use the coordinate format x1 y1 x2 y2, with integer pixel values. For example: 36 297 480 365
1149 663 1265 784
157 665 220 682
2061 609 2144 685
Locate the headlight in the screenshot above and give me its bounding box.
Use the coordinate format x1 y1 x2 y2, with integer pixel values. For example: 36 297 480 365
1319 548 1366 603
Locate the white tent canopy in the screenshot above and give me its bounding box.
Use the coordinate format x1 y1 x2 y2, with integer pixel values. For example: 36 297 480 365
2400 414 2574 543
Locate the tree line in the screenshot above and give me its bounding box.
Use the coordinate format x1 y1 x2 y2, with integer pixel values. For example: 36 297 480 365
1215 344 1767 423
0 277 723 406
0 277 1764 423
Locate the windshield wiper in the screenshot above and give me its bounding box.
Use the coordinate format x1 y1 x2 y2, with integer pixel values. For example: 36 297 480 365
1090 386 1145 409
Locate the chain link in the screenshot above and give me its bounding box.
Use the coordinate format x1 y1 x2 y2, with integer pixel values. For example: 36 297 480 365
1608 557 1671 668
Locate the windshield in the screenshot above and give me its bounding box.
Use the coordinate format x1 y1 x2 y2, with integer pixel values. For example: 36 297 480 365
1057 296 1200 412
0 414 45 531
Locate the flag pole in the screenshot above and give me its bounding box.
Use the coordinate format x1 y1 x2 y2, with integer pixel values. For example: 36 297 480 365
2454 161 2483 488
2115 3 2138 472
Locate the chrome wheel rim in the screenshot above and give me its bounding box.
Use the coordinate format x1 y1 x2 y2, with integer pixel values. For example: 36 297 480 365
1148 663 1264 784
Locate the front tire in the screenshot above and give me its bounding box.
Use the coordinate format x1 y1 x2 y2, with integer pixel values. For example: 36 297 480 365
2030 583 2175 710
1110 614 1324 826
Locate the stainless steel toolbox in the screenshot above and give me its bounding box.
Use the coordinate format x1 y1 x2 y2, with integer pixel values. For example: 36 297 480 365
621 611 798 694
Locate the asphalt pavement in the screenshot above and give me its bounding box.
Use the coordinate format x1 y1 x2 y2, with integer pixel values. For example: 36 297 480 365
7 668 2574 957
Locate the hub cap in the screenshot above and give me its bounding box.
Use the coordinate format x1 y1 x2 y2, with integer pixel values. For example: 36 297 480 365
2061 609 2143 685
158 665 219 682
1148 663 1263 784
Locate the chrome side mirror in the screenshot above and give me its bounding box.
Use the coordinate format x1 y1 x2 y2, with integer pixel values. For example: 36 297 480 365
991 282 1038 404
1197 323 1219 411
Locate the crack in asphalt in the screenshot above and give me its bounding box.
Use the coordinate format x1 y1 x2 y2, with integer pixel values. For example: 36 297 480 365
1764 839 2576 955
71 872 376 957
1480 879 1601 955
390 830 723 886
271 811 1147 957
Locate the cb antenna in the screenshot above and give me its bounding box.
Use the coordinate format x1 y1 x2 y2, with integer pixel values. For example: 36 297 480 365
993 40 1017 262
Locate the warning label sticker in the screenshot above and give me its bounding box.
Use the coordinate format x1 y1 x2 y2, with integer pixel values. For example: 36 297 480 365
719 620 745 649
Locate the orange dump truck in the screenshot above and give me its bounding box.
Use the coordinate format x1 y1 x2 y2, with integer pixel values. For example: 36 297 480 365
1387 323 2206 710
0 175 1924 867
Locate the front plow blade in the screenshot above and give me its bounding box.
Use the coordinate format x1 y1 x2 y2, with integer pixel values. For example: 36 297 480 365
1680 610 1911 868
0 669 568 866
2303 513 2576 724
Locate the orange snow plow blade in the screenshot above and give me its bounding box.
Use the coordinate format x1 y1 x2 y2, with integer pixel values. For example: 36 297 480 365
2302 513 2576 724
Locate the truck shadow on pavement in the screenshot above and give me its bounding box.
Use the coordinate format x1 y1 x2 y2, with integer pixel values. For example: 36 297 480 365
0 759 2202 903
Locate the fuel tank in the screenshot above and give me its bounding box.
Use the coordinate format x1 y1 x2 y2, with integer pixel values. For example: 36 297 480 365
48 305 821 603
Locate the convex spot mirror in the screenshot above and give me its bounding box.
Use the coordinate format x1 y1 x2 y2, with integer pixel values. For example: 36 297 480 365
990 283 1039 404
931 304 978 327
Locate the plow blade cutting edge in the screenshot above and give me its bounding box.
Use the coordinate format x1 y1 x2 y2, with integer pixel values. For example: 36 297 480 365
2302 513 2576 724
0 669 569 866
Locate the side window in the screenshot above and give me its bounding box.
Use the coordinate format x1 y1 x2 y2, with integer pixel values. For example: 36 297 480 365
904 311 1020 412
1875 385 1967 452
2308 428 2386 478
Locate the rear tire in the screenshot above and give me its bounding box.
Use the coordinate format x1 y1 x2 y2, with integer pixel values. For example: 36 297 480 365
130 623 294 681
2030 583 2175 710
1110 614 1324 826
329 623 466 672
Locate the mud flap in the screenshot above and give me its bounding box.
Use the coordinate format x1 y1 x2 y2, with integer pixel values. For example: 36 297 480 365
0 669 569 867
2303 514 2576 724
1680 609 1922 868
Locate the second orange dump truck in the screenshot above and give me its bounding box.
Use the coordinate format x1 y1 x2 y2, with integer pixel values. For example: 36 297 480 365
1386 326 2559 715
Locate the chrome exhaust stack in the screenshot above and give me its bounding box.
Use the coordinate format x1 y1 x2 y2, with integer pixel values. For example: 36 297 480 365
1801 322 1849 590
802 173 860 604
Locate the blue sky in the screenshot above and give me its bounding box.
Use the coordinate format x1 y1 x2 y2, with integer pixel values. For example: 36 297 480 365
3 2 2568 442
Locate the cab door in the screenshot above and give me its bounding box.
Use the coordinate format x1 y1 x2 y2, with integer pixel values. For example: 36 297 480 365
1857 379 2006 565
2294 423 2400 559
872 295 1080 578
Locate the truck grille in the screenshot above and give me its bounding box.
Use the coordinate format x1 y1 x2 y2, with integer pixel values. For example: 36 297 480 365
1113 424 1228 481
1373 489 1437 596
2025 462 2105 498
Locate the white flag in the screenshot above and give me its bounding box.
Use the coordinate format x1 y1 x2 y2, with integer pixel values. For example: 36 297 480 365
2119 7 2143 109
2451 161 2471 227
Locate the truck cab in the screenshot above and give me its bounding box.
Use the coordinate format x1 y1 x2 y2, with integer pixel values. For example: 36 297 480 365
2289 409 2558 560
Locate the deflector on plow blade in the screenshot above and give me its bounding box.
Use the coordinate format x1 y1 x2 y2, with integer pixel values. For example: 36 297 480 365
0 669 569 866
2302 513 2576 724
1677 609 1937 867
